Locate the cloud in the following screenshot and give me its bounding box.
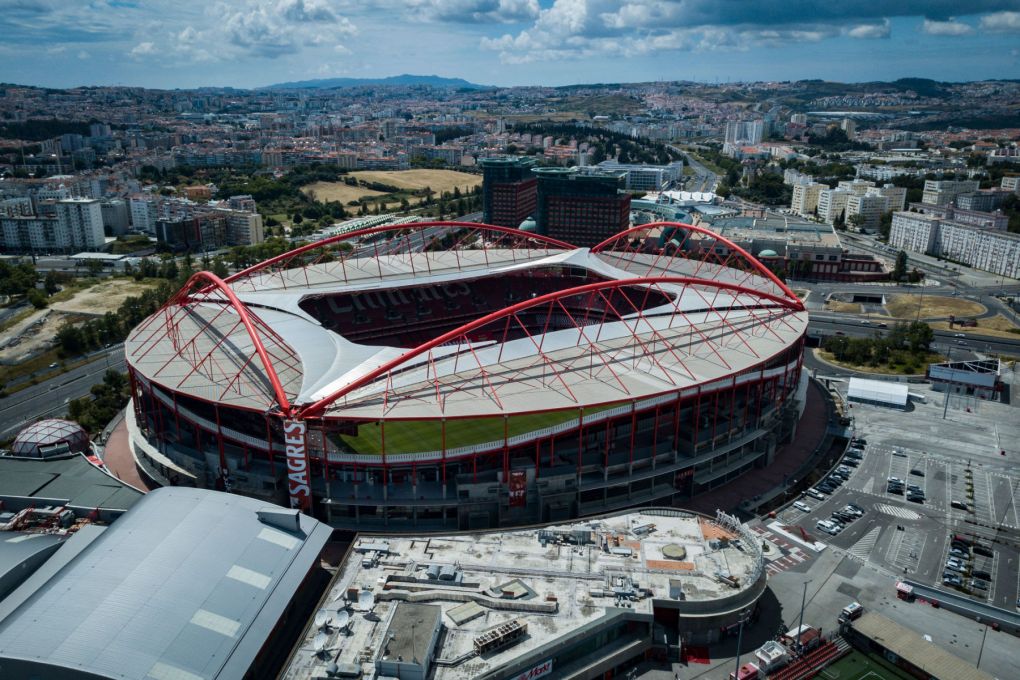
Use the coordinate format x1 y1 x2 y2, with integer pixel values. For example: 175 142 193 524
130 41 156 57
847 19 891 39
980 11 1020 32
411 0 540 24
922 18 975 35
480 1 1015 63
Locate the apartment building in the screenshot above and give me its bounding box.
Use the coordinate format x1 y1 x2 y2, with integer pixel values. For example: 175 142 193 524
921 179 980 206
790 182 826 217
817 188 851 224
889 211 1020 279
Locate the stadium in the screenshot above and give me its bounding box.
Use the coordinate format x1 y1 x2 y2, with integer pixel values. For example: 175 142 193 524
124 221 808 531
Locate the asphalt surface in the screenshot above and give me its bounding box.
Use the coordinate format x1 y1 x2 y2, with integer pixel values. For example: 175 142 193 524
0 346 126 439
777 382 1020 613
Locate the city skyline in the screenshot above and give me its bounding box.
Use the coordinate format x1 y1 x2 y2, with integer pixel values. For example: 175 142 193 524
1 2 1019 90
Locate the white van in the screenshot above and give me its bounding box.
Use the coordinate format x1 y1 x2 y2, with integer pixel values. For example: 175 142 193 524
840 601 864 621
793 501 812 512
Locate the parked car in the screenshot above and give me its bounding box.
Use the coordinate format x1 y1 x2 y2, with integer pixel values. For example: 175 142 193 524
973 545 994 558
972 569 991 581
907 494 924 504
951 500 969 511
816 521 840 535
971 580 989 591
888 485 904 495
794 501 812 512
909 468 925 477
848 503 864 514
888 477 904 484
806 489 826 500
949 548 970 559
943 574 963 587
843 458 859 467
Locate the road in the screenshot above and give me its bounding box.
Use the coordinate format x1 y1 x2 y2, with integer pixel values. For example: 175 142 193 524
667 144 718 193
0 346 126 439
807 315 1020 357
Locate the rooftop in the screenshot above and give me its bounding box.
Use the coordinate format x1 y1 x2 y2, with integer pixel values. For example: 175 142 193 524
0 453 143 513
283 508 765 680
0 487 332 680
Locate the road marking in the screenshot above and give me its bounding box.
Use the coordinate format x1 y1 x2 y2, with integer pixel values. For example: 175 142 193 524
874 503 921 520
848 526 881 563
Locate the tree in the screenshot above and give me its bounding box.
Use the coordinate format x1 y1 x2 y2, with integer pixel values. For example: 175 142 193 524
43 271 61 296
27 288 48 309
893 251 908 281
292 211 303 224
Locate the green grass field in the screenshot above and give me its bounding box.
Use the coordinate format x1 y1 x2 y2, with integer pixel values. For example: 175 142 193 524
819 651 914 680
338 403 623 455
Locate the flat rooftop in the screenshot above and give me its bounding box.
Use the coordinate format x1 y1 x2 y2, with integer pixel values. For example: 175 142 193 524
283 508 764 680
0 453 143 512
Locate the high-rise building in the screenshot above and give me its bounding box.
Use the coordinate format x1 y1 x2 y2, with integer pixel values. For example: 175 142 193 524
533 167 630 247
55 198 105 251
790 182 826 217
130 197 158 233
922 179 980 206
889 211 1020 279
480 157 538 228
724 120 764 146
100 199 130 236
817 189 851 225
846 193 889 230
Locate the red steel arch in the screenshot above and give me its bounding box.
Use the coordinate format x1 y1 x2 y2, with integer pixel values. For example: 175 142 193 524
224 221 577 287
297 274 804 418
592 222 804 311
147 271 295 415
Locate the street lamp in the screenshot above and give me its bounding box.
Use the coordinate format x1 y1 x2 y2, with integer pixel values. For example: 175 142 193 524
796 580 812 655
733 607 753 680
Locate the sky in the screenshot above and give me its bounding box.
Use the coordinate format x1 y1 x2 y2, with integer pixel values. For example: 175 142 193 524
1 1 1019 89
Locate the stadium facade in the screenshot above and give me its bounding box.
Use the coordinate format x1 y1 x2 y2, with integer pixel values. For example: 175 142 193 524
124 221 808 531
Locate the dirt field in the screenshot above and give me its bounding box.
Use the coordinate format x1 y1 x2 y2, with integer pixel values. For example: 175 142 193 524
350 169 481 194
50 279 157 316
931 314 1020 339
300 182 387 204
884 294 986 320
825 300 862 313
0 309 64 362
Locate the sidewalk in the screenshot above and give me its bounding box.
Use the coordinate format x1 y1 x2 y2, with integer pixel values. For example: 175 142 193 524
102 415 152 491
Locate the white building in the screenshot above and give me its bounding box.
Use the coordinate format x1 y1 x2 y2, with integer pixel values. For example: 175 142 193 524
922 179 980 206
889 212 940 254
846 193 888 230
55 198 105 250
790 182 826 217
817 189 851 224
1001 175 1020 193
724 120 764 145
836 179 875 196
130 197 158 233
595 160 684 191
0 216 59 252
889 211 1020 279
223 209 265 246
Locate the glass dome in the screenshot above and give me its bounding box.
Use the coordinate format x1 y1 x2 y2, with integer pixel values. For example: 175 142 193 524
11 419 90 458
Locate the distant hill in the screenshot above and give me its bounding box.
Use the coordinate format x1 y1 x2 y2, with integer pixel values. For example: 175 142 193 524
264 74 488 90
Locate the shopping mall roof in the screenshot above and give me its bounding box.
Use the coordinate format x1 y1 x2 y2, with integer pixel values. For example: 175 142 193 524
0 487 332 680
281 509 765 680
0 453 142 513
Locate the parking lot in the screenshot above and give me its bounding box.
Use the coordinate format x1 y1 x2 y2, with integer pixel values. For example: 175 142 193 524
779 382 1020 611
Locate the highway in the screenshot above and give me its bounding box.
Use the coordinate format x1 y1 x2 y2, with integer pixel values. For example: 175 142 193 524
0 346 126 439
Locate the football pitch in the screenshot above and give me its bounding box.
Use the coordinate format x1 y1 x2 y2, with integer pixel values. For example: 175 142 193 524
818 651 913 680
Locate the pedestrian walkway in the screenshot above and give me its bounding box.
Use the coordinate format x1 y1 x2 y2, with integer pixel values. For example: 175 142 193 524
101 414 152 491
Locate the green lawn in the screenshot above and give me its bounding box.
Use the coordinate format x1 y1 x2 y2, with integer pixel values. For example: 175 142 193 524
338 403 623 455
820 650 914 680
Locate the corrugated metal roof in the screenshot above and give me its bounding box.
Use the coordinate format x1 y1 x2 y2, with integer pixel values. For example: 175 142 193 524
0 487 332 680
